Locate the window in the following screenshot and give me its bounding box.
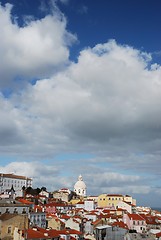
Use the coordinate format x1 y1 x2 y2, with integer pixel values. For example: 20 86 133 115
22 208 26 214
14 208 18 213
133 221 135 225
109 198 111 200
8 226 12 234
6 208 9 213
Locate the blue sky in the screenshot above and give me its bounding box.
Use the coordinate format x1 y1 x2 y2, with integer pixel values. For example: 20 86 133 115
0 0 161 208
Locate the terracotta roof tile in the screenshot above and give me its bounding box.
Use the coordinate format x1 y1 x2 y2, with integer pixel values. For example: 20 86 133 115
128 213 146 221
112 221 128 229
0 173 32 180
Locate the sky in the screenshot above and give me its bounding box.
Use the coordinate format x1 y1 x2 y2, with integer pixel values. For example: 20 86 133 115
0 0 161 208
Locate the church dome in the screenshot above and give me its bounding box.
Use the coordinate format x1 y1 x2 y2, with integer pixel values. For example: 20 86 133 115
74 175 86 196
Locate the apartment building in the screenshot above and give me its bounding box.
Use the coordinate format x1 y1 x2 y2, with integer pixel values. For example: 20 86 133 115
0 173 32 194
97 194 124 208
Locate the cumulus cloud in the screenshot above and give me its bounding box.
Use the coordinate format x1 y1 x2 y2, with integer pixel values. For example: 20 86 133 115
0 94 26 146
0 161 152 195
15 40 161 149
1 40 161 162
0 161 71 190
0 2 76 87
0 2 161 206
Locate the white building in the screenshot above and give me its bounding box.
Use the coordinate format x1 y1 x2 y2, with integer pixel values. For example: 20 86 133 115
117 201 133 214
74 175 86 197
0 173 32 194
29 209 46 228
84 199 95 211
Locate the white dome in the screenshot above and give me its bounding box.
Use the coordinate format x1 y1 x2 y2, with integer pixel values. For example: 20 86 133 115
74 175 86 196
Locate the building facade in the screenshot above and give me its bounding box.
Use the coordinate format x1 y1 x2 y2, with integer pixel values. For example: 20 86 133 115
0 199 29 215
0 213 28 240
0 173 32 194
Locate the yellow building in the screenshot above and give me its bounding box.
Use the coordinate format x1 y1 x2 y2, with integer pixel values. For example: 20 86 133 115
0 213 28 239
46 215 65 230
97 194 124 208
97 194 109 208
124 195 132 204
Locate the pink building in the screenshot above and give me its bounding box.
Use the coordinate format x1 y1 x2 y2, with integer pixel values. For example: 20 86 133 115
123 213 147 233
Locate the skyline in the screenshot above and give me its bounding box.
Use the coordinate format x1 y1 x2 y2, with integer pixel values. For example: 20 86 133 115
0 0 161 208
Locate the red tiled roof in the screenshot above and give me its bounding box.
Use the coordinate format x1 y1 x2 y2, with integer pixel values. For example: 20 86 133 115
85 212 98 216
25 227 60 239
106 194 123 197
72 219 79 224
140 214 161 225
46 213 57 218
17 199 33 205
73 215 82 219
57 229 82 235
48 229 62 237
128 213 145 221
99 213 113 218
0 213 18 221
67 229 82 235
24 229 50 239
0 173 32 180
77 201 84 204
156 232 161 237
60 215 70 219
70 236 77 240
34 205 44 212
117 208 126 211
102 209 111 213
57 229 70 235
92 219 103 225
112 221 128 229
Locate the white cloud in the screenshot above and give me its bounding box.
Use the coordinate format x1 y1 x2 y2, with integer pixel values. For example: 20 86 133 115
0 161 69 191
0 5 161 207
1 40 161 162
0 3 76 87
0 161 152 195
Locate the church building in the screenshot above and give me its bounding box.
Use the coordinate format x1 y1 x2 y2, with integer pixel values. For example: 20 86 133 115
74 175 87 197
